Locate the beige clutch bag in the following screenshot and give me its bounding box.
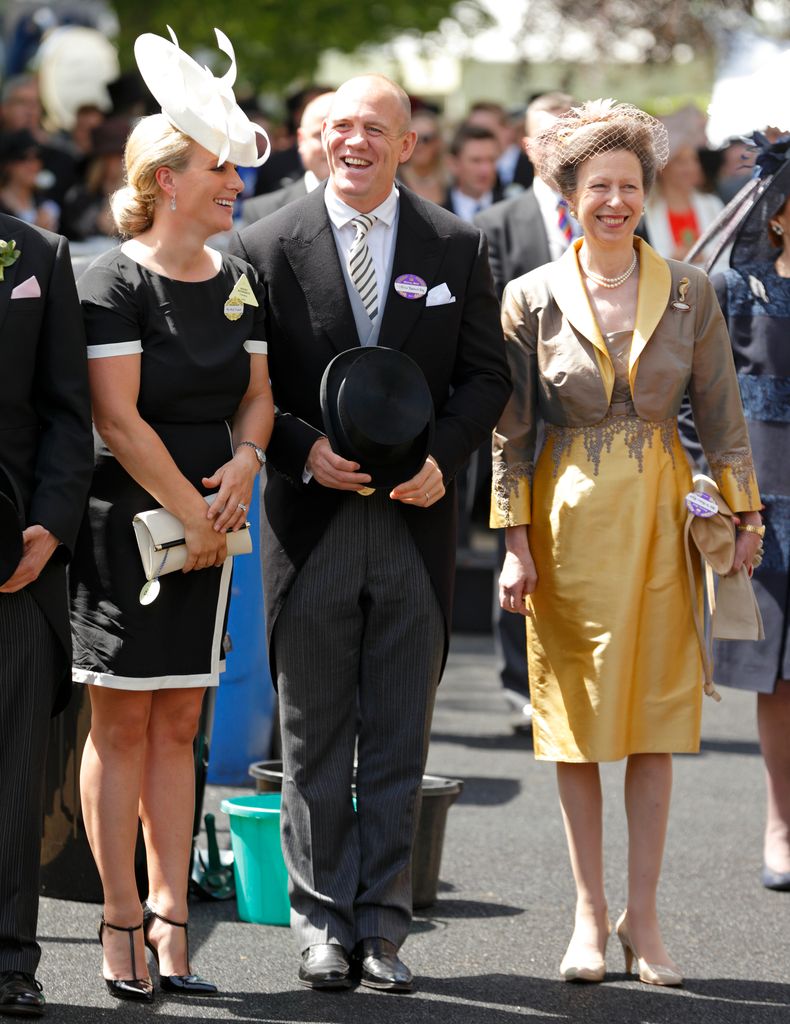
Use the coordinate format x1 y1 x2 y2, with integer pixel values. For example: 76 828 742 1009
133 493 252 582
683 474 764 701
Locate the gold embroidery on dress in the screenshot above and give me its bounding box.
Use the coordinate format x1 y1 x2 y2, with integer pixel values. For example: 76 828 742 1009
492 459 534 522
545 415 677 477
707 448 756 503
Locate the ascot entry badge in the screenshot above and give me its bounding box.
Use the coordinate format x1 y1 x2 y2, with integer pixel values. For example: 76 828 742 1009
394 273 427 300
224 272 259 321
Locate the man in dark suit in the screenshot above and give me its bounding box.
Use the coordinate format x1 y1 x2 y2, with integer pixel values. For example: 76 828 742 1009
239 91 334 228
231 75 510 992
0 213 92 1016
442 123 504 222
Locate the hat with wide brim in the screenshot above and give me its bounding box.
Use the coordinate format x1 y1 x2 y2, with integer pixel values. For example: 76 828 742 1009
0 464 24 587
134 26 270 168
320 347 435 490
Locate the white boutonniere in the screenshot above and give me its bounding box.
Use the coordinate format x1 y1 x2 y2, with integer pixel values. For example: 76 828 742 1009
0 239 21 281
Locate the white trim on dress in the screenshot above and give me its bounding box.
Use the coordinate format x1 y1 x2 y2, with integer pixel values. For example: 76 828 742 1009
87 340 143 359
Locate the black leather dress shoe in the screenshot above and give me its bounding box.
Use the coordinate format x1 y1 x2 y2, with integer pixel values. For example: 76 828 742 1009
298 944 352 990
0 972 45 1018
356 938 413 992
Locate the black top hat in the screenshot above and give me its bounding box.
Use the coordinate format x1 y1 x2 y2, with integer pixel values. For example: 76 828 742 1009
0 463 24 587
320 347 434 490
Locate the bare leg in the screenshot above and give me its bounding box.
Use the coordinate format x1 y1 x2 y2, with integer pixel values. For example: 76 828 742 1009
80 686 152 980
758 679 790 874
621 752 677 968
556 762 610 972
139 686 206 977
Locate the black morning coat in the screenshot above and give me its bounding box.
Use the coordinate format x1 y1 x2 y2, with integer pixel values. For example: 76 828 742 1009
230 183 512 676
0 213 93 713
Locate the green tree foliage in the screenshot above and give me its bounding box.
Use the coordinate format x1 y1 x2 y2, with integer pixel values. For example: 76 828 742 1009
111 0 486 93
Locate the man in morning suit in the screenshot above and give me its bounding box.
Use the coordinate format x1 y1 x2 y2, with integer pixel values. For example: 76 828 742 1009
475 91 576 731
230 75 510 992
0 213 92 1016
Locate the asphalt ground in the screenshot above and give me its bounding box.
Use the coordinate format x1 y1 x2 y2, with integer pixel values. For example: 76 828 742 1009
36 633 789 1023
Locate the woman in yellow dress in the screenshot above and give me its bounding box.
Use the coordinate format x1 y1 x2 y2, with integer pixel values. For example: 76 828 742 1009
491 101 763 986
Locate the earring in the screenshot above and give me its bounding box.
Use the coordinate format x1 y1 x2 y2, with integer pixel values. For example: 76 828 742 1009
772 223 784 236
170 192 177 212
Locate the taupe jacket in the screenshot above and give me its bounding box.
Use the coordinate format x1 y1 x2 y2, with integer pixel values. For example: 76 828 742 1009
491 238 759 526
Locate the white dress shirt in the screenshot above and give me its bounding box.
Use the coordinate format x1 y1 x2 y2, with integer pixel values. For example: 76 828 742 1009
324 183 399 311
450 188 495 224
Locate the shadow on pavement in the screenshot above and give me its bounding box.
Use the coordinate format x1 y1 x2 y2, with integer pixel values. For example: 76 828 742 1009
44 972 790 1024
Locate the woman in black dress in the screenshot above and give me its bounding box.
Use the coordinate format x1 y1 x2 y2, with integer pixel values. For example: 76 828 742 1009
70 29 272 1001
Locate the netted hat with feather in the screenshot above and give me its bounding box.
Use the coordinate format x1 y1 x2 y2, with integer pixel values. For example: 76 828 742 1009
534 99 670 199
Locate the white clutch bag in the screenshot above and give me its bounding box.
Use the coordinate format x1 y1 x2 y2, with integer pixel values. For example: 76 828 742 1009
132 493 252 595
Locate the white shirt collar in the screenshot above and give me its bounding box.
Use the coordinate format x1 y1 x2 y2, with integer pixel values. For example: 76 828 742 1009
324 182 399 230
304 169 322 193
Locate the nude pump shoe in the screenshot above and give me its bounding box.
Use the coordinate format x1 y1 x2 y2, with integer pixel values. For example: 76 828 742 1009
615 912 683 987
559 919 611 983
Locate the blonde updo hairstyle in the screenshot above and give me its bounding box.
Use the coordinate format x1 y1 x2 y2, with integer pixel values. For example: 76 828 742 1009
111 114 193 237
535 99 670 203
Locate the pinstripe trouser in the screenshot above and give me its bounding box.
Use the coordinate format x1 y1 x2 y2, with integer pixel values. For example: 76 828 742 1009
0 589 59 975
274 491 445 953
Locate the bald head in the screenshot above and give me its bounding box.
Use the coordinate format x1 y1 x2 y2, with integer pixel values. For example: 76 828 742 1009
297 91 335 179
330 75 412 134
323 75 417 213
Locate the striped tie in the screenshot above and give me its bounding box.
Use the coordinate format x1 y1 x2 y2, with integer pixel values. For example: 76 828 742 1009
348 214 378 320
557 198 574 245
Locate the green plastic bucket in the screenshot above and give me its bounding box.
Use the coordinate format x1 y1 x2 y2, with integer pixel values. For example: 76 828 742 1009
220 793 290 926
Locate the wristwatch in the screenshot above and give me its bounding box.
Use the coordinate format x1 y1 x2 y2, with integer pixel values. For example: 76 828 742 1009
235 441 266 469
737 523 765 537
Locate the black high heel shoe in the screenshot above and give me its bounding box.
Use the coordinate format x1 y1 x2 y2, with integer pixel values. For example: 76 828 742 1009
98 917 154 1002
142 902 218 995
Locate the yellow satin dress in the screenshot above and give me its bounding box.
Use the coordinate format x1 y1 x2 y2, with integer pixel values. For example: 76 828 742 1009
527 331 702 762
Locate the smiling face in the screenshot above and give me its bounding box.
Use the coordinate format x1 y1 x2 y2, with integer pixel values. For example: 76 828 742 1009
323 76 416 213
572 149 645 247
159 141 243 233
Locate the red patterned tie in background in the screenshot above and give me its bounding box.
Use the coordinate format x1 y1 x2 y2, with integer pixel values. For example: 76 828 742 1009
557 198 574 245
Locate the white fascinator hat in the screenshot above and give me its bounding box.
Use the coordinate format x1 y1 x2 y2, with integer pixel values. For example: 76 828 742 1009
134 26 270 168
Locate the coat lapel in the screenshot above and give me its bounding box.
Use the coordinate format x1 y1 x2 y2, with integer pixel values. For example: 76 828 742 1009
628 237 672 389
545 239 615 401
278 188 359 355
377 190 447 352
0 220 25 336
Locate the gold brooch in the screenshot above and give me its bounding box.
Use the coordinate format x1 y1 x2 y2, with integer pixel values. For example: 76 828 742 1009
671 277 690 311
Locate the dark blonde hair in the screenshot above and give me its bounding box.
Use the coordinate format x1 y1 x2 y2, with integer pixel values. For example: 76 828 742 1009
110 114 192 237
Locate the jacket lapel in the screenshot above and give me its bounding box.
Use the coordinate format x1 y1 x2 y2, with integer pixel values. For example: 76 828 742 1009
0 221 25 336
628 237 672 389
545 239 615 401
279 188 359 355
377 190 447 352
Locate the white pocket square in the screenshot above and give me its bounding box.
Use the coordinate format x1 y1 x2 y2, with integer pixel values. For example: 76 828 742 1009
425 283 456 307
10 275 41 299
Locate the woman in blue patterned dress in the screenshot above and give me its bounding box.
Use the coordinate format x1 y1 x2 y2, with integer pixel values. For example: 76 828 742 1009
704 146 790 891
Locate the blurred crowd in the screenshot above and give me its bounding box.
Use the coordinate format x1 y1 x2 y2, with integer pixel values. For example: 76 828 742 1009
0 67 761 257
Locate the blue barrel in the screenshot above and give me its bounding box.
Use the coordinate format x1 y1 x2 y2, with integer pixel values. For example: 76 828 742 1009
208 480 275 784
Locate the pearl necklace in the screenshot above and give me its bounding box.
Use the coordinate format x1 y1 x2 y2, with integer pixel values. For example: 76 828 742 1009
582 251 638 289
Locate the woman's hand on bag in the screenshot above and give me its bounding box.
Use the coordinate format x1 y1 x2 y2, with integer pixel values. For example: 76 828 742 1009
729 512 764 577
499 548 538 617
203 452 257 533
729 529 763 577
182 514 228 571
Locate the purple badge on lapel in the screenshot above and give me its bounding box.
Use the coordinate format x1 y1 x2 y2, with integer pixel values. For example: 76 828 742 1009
394 274 427 300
